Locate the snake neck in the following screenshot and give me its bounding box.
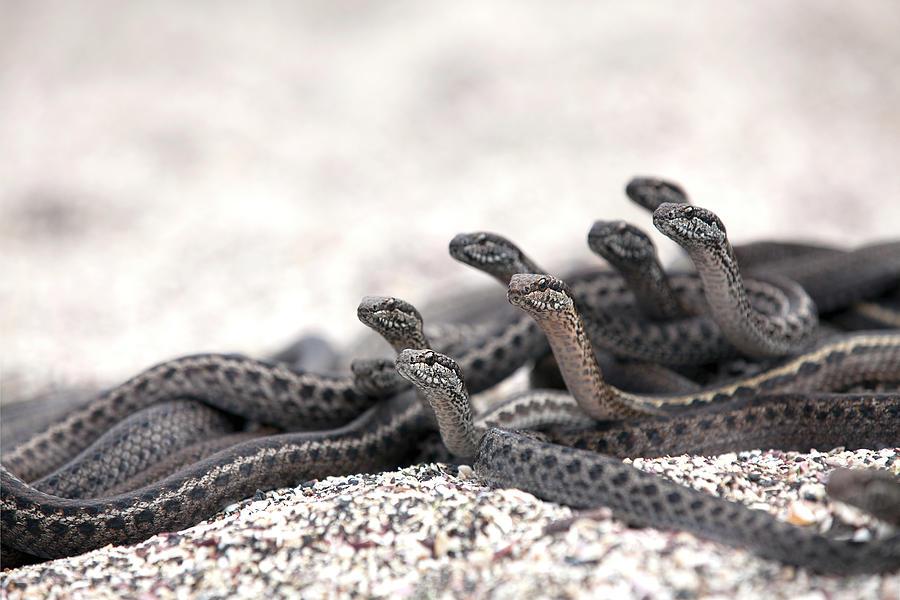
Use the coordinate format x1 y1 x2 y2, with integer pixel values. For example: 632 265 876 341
414 377 480 459
689 240 812 359
529 310 648 421
588 222 685 321
620 258 686 321
388 328 430 353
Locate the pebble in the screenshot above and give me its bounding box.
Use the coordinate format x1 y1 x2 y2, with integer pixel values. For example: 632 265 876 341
1 448 897 599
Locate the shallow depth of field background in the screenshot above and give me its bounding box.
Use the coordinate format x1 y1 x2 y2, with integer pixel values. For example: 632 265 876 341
2 1 899 399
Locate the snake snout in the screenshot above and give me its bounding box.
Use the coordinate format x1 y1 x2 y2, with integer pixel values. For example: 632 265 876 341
448 233 471 256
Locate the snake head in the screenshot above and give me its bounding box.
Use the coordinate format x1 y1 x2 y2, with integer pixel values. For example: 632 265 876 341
588 220 657 265
449 232 541 284
357 296 427 350
625 177 689 212
653 202 727 249
395 349 465 395
507 273 574 315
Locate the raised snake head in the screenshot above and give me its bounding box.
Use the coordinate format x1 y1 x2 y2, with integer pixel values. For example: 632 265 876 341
357 296 427 350
507 273 574 317
449 231 541 284
653 202 728 249
588 220 658 266
395 349 466 396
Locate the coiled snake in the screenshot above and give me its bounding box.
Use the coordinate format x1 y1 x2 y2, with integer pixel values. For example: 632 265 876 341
2 183 899 575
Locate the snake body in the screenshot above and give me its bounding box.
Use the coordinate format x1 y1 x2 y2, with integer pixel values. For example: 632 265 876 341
826 468 900 526
1 391 429 559
3 354 386 484
545 392 899 458
394 347 900 575
31 400 238 499
476 429 899 575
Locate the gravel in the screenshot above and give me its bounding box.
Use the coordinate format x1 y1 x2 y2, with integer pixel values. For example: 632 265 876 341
2 448 897 599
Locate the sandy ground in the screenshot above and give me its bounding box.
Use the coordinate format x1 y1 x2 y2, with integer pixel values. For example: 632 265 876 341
2 1 899 398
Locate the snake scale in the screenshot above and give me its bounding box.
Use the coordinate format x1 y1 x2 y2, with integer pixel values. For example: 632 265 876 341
3 178 899 575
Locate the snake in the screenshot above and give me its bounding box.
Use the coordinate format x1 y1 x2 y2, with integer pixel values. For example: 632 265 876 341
7 225 825 557
508 272 900 417
450 226 704 391
652 203 818 358
0 389 432 560
586 217 889 386
476 429 899 575
449 205 824 375
393 347 900 575
0 335 348 460
627 175 900 315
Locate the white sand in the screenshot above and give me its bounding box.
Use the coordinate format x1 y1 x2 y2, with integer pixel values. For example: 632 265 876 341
2 1 898 396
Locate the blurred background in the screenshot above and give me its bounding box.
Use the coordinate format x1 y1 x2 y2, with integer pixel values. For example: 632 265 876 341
2 1 899 400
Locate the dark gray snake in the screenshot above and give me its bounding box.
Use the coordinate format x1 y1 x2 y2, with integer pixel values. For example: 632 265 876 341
393 348 899 575
2 187 899 574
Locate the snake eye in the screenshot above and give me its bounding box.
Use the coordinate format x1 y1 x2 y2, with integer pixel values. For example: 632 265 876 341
423 351 435 365
683 206 693 218
476 233 487 244
615 221 627 233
